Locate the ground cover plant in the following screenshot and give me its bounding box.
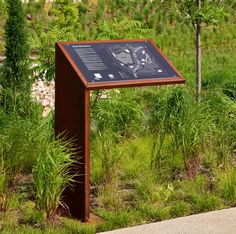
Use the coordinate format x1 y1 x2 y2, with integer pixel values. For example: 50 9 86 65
0 0 236 233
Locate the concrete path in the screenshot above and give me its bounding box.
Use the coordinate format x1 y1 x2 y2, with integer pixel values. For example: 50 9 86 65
99 208 236 234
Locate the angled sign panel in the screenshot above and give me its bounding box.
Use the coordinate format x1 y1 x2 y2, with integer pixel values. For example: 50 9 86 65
57 39 185 89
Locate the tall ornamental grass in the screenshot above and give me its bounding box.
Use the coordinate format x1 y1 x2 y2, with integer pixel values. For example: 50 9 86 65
0 107 45 173
170 90 212 179
146 87 212 178
0 108 76 220
203 89 236 168
32 138 75 220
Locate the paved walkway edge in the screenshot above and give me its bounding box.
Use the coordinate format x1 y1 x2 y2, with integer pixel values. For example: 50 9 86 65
98 208 236 234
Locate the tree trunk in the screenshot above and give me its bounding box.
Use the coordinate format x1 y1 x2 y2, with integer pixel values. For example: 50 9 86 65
196 0 201 103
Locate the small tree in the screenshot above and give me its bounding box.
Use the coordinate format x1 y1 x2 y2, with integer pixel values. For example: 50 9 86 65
176 0 227 102
2 0 30 112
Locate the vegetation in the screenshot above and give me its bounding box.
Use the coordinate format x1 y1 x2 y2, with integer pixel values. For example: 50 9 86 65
32 137 75 221
177 0 228 102
1 0 31 114
0 0 235 233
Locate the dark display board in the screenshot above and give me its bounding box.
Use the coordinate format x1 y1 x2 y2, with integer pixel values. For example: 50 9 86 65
63 40 180 84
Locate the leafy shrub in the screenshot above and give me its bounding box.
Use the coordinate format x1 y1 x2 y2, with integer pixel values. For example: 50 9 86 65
24 0 49 51
91 90 143 136
94 19 153 40
153 184 176 204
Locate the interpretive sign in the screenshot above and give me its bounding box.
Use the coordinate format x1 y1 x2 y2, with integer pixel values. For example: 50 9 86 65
55 39 185 222
63 40 181 84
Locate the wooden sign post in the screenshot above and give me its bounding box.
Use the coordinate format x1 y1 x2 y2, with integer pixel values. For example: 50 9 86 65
55 39 185 222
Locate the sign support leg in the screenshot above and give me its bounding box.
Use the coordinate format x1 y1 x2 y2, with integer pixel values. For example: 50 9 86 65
55 45 90 221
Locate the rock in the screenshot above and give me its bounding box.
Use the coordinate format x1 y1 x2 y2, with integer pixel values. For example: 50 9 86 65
31 79 55 117
42 99 50 107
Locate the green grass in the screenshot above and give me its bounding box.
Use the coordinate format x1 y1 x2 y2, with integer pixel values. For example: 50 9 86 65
32 138 75 220
217 169 236 204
